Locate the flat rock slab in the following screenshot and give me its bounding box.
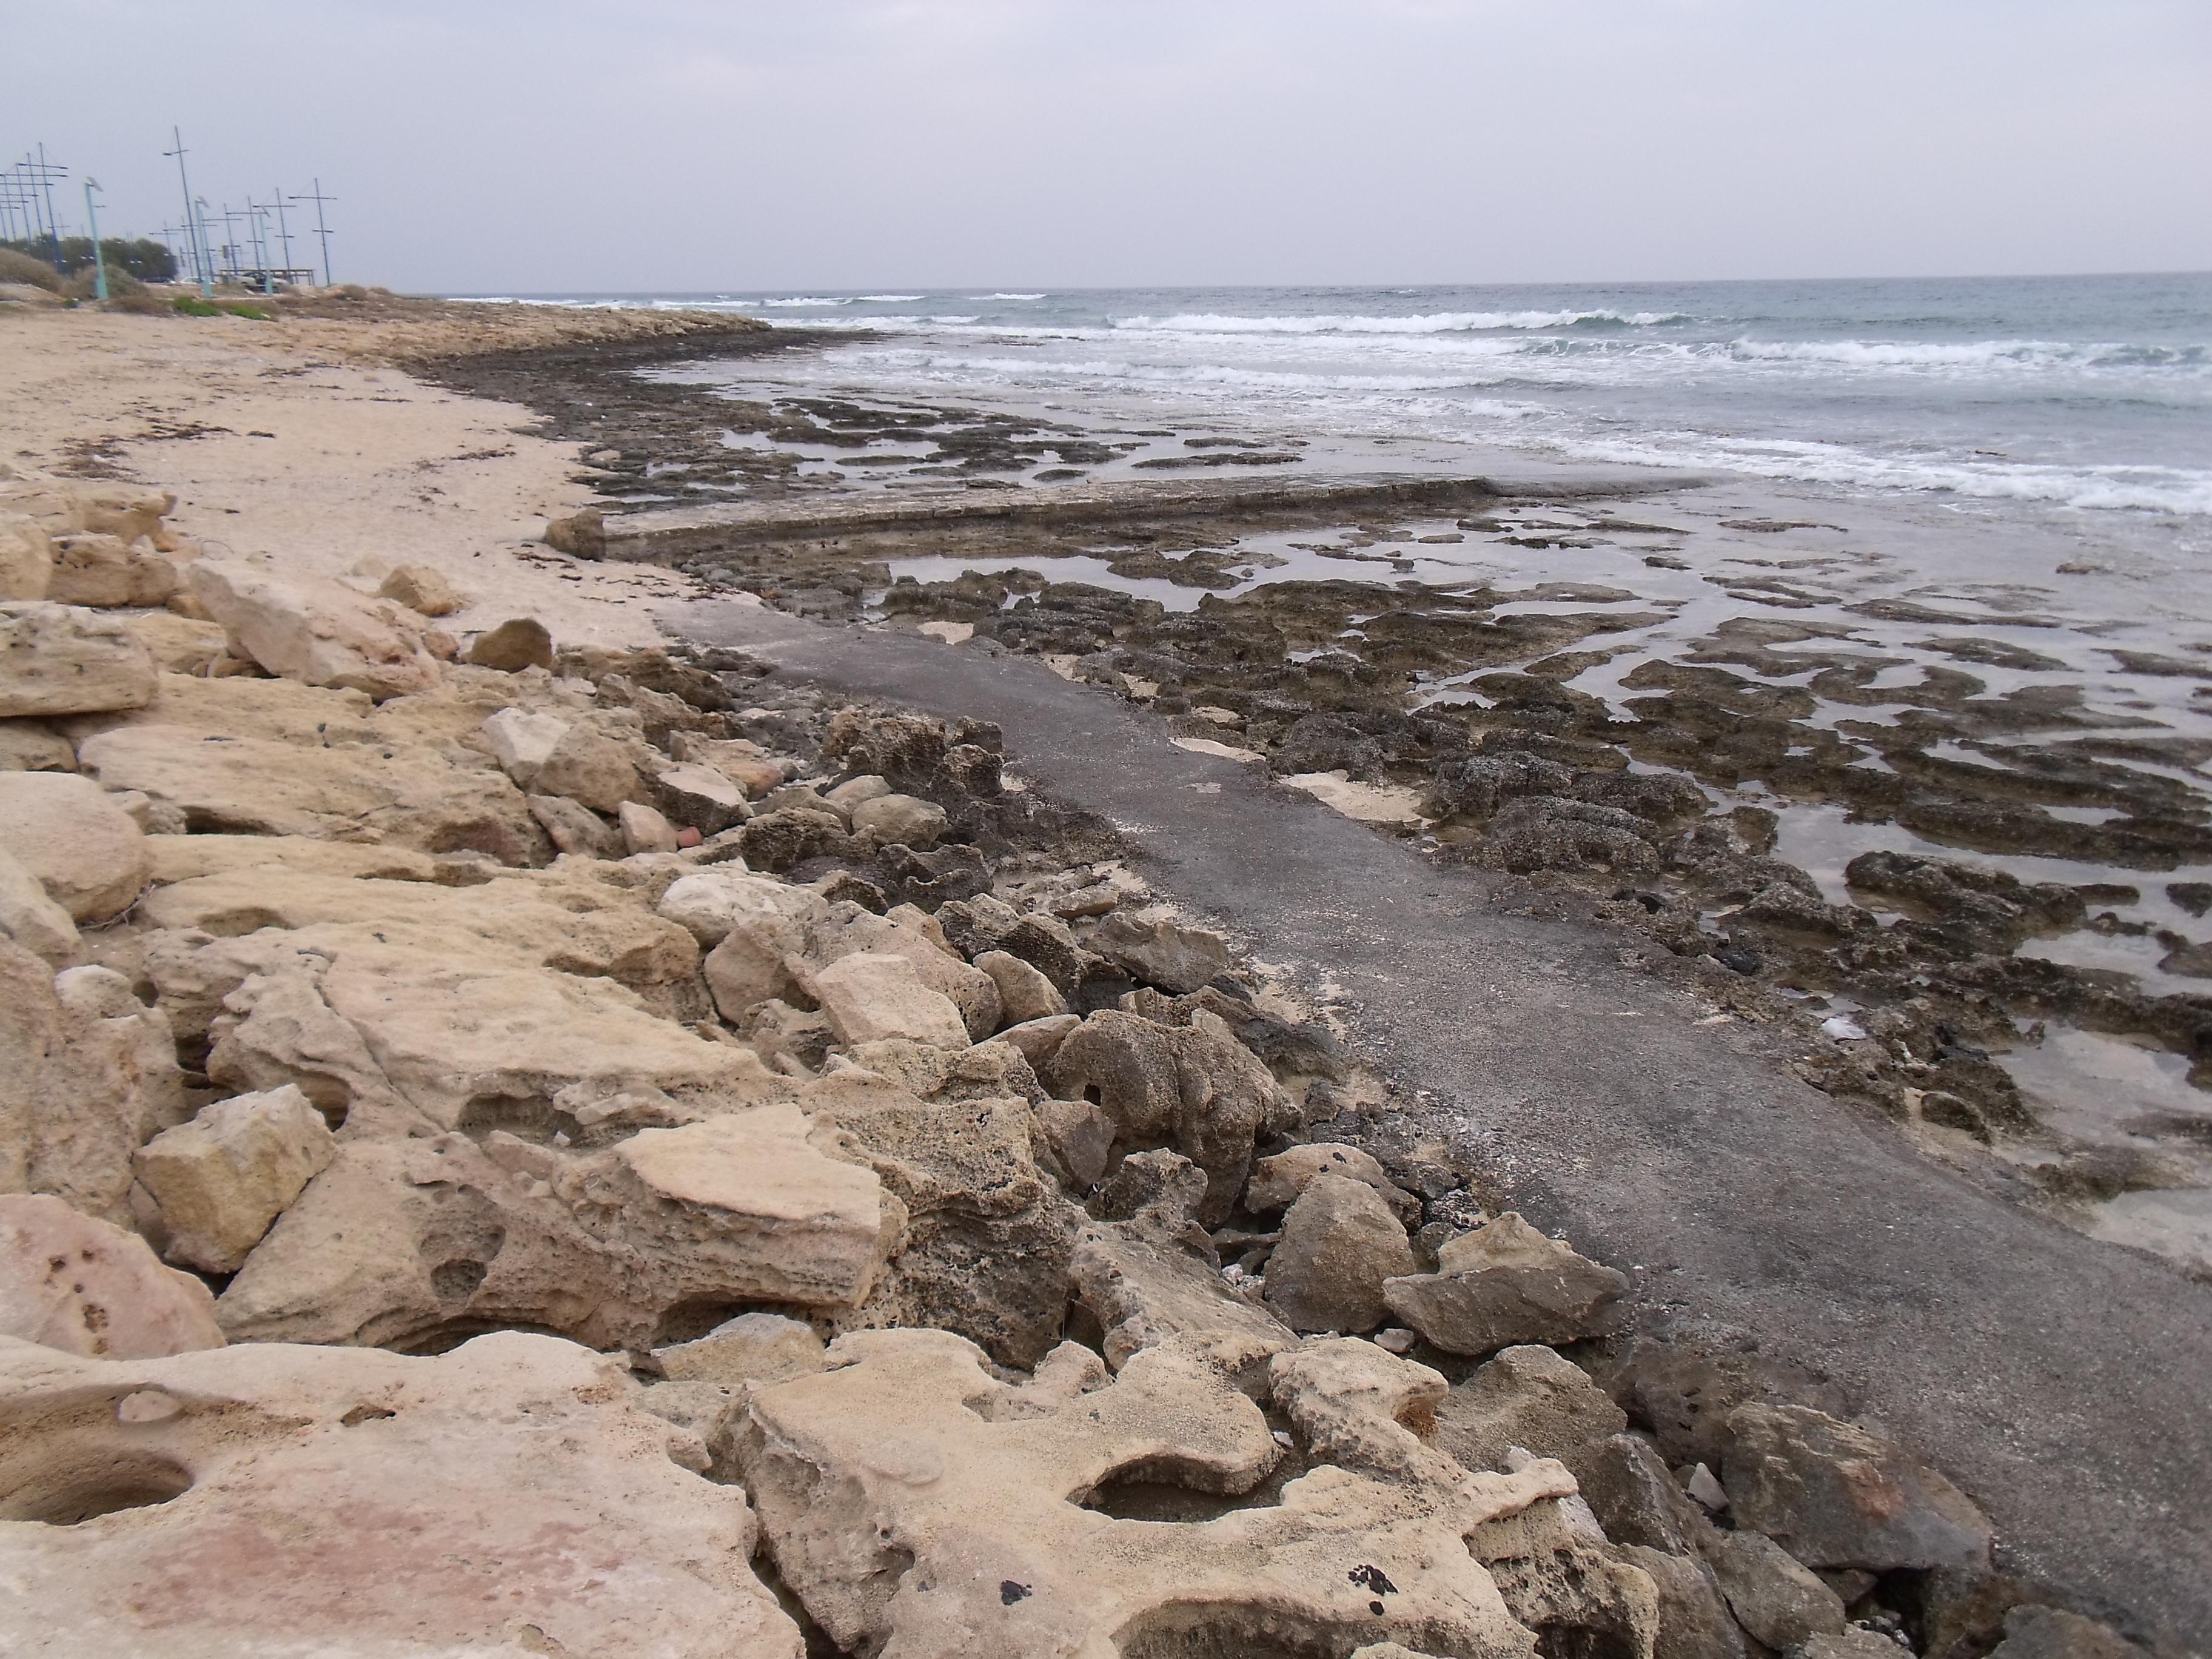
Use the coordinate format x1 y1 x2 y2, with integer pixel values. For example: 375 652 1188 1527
662 595 2212 1647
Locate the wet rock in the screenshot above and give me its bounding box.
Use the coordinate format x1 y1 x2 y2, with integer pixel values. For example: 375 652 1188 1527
1088 908 1233 994
1483 795 1662 876
976 948 1068 1025
376 563 466 616
0 770 148 922
132 1084 336 1273
1845 850 2084 953
1382 1213 1628 1355
1262 1174 1418 1334
1706 1529 1846 1649
468 615 555 672
1721 1401 1994 1572
189 560 440 701
0 1332 802 1655
0 1193 225 1358
653 1310 826 1386
809 950 971 1049
1432 1344 1629 1481
0 601 158 718
1045 1008 1292 1225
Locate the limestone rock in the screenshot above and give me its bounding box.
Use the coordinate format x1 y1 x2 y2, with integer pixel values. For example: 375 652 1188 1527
0 716 74 771
1 480 173 542
143 833 440 886
1382 1213 1629 1355
1000 1011 1081 1068
0 770 148 922
1068 1204 1295 1378
469 615 555 671
127 611 230 674
0 1332 802 1656
377 562 467 615
740 1327 1578 1659
1578 1433 1718 1558
810 950 971 1049
46 531 176 608
541 723 643 813
1433 1344 1631 1481
1987 1606 2148 1659
0 845 78 963
1264 1173 1418 1335
1090 907 1233 993
655 760 752 834
977 947 1069 1025
479 704 569 785
0 1193 224 1358
1706 1529 1846 1650
620 799 680 854
814 908 1003 1039
654 1311 826 1386
1045 1008 1292 1225
0 601 158 717
132 1084 338 1273
1721 1401 1994 1572
188 560 439 701
0 945 187 1225
529 791 623 857
673 731 788 796
1247 1142 1419 1227
825 773 892 810
0 511 50 600
545 505 606 558
851 791 948 846
700 878 834 1013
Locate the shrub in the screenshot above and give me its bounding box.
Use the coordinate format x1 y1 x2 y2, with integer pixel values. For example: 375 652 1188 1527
0 248 63 291
65 266 149 301
2 235 175 283
172 294 221 316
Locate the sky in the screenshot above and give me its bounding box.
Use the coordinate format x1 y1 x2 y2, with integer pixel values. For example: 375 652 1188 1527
8 0 2210 292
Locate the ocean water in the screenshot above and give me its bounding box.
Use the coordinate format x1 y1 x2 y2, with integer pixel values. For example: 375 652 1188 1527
484 274 2212 566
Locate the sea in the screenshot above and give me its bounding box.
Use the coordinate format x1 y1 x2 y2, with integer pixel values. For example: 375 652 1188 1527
476 273 2212 575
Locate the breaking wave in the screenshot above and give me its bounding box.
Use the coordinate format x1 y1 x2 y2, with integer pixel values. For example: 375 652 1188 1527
1113 309 1690 335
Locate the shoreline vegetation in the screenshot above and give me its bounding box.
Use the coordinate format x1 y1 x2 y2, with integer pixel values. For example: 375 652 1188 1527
0 289 2196 1657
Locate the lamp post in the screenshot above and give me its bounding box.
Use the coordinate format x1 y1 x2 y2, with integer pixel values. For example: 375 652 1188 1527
82 178 107 300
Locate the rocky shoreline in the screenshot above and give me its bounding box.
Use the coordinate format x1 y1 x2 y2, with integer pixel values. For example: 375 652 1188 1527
0 298 2188 1658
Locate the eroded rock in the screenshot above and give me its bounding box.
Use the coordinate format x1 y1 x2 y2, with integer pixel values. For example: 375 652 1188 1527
0 1193 224 1358
1382 1213 1628 1355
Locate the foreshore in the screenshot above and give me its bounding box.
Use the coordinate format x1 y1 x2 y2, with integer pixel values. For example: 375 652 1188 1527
1 292 2204 1656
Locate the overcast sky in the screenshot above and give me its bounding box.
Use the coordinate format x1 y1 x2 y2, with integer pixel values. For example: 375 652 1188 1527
10 1 2210 292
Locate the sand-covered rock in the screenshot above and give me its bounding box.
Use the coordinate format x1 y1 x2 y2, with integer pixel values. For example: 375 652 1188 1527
0 601 158 717
189 559 440 700
0 1193 224 1358
1383 1213 1629 1355
0 770 147 922
132 1084 338 1273
0 1331 802 1656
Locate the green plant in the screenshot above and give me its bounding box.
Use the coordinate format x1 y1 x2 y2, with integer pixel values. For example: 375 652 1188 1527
221 301 271 320
172 294 221 316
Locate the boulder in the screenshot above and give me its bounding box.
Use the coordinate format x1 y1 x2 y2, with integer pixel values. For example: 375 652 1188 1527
132 1084 338 1273
814 908 1003 1039
377 562 467 616
737 1327 1578 1659
544 506 606 558
188 560 440 701
809 951 970 1050
976 948 1068 1025
1987 1606 2148 1659
479 705 569 785
673 732 788 797
539 723 643 812
997 1011 1081 1069
468 615 555 671
1577 1433 1718 1558
0 1332 802 1655
1 480 174 542
1382 1213 1628 1355
0 601 158 717
1721 1401 1994 1572
851 791 948 847
1432 1345 1629 1481
0 945 188 1225
1706 1529 1846 1650
0 511 50 600
1263 1173 1418 1334
46 531 177 608
0 716 74 771
0 1193 224 1358
654 760 751 834
825 773 893 810
0 770 148 922
1089 908 1233 993
1245 1142 1419 1227
700 879 834 1014
1068 1204 1295 1378
1616 1545 1746 1659
619 799 680 855
654 1311 826 1386
1045 1009 1292 1225
528 791 623 857
0 845 78 963
126 611 229 674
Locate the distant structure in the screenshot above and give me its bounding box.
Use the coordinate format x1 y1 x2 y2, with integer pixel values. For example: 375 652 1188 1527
5 130 337 295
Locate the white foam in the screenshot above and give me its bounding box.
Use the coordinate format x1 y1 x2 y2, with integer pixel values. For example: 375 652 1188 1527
1113 309 1687 335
